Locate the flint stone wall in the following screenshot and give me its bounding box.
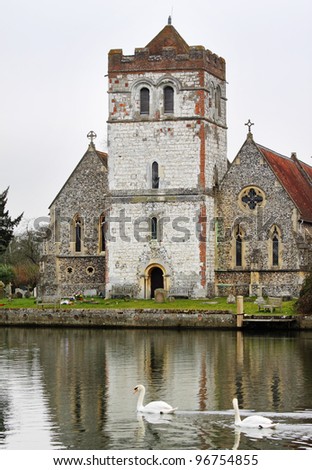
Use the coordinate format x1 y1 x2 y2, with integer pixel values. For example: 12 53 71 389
0 308 235 329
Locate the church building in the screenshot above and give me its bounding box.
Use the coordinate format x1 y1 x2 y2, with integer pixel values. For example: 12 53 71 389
39 21 312 301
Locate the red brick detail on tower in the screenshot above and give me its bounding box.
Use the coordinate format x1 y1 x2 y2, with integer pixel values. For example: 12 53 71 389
199 123 206 191
198 70 206 191
198 203 207 288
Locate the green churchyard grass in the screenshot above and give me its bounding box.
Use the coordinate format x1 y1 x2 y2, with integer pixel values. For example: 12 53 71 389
0 296 297 315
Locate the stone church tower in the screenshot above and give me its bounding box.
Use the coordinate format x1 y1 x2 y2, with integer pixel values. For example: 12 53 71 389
106 20 227 298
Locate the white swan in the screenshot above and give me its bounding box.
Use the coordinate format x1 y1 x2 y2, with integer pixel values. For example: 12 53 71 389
233 398 278 429
134 384 177 414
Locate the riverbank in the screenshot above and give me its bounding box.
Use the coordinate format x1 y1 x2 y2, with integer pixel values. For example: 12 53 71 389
0 308 234 328
0 307 311 329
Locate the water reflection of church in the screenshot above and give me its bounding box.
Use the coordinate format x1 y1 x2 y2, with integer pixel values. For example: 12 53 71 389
12 328 306 449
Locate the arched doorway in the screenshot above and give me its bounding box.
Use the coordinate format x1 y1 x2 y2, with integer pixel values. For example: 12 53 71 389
142 263 169 299
150 267 164 298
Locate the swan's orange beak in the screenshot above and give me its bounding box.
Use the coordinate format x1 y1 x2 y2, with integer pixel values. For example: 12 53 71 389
133 387 138 394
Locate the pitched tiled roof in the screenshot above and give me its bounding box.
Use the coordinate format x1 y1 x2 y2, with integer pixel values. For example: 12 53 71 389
96 150 108 167
257 144 312 223
300 161 312 183
145 24 190 55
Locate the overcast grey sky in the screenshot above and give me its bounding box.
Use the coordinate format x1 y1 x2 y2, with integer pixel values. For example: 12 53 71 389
1 0 311 224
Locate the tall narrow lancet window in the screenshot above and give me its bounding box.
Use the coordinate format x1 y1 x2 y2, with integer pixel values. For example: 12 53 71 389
234 225 244 267
100 214 106 252
152 161 159 189
74 216 82 253
236 234 242 267
164 86 174 114
209 82 215 108
140 87 150 115
151 217 158 240
215 85 221 116
272 226 279 266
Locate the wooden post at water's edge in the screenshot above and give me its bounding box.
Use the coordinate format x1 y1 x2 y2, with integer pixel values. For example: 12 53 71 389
236 295 244 328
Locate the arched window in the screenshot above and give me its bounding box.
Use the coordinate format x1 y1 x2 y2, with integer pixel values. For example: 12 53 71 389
164 86 174 114
209 82 215 108
234 225 244 267
272 230 279 266
99 213 106 252
140 87 150 115
270 226 281 267
74 215 82 253
215 85 221 116
151 217 158 240
236 234 242 267
152 161 159 189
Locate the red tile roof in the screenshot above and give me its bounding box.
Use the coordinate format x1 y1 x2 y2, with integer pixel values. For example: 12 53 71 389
257 144 312 223
96 150 108 167
145 24 190 55
300 161 312 183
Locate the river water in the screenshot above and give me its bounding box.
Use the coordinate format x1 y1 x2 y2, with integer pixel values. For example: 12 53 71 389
0 327 312 450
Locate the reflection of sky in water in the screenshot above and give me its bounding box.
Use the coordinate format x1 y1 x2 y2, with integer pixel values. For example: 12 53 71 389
0 328 312 450
0 352 62 449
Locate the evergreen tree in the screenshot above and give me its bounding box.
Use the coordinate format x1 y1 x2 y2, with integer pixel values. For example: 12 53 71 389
0 187 23 255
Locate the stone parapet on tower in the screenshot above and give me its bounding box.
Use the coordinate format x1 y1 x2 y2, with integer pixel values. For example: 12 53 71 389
108 24 225 81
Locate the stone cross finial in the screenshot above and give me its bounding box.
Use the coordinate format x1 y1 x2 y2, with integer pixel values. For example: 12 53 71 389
245 119 254 133
87 130 97 144
168 15 172 25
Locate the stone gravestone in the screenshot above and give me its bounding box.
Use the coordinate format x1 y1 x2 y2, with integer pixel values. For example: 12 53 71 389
84 289 97 297
255 284 265 308
154 288 167 303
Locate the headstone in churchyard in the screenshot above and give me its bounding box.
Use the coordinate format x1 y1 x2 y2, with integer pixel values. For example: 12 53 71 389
154 288 167 303
84 289 97 297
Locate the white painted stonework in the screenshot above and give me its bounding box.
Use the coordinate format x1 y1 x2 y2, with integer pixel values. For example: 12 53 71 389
107 27 227 298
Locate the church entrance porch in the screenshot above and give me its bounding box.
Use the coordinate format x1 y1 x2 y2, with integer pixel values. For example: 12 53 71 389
143 263 168 299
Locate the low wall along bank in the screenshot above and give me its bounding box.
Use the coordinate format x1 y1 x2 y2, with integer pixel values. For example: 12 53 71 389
0 308 236 329
0 308 311 329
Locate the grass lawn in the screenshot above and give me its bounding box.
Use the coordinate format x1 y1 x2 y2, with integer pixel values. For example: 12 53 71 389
0 296 297 315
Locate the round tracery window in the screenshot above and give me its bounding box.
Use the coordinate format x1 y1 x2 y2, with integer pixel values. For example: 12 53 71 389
239 187 265 211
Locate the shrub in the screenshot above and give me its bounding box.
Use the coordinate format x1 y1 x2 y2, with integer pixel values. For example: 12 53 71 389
296 272 312 315
0 264 15 285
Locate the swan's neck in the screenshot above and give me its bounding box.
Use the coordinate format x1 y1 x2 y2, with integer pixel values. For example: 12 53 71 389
233 400 241 425
137 387 145 410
